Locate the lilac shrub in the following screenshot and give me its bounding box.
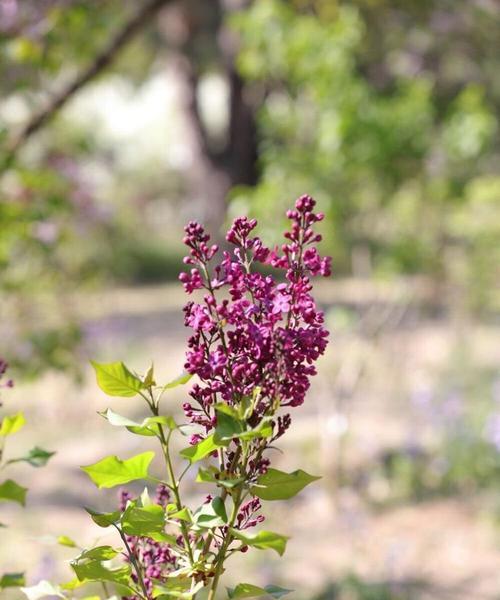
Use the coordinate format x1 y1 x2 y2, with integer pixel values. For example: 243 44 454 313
29 196 330 600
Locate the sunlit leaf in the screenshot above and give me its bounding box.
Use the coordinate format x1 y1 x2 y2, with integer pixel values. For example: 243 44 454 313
0 412 26 437
180 434 225 463
90 361 144 397
71 559 131 588
81 452 154 488
251 468 321 501
84 508 121 528
121 504 166 537
161 371 192 390
227 583 292 599
75 546 120 562
229 529 289 556
20 580 65 599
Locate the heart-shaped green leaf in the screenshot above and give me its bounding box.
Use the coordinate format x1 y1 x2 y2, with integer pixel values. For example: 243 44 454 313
251 468 321 501
229 529 289 556
90 361 144 397
81 451 154 488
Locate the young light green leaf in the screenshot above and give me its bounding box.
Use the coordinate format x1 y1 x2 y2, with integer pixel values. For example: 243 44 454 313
153 577 203 598
90 361 144 397
167 506 192 523
128 416 177 436
161 371 193 390
81 451 155 488
121 504 166 537
57 535 77 548
102 409 176 436
179 434 225 462
250 468 321 501
75 546 120 562
196 468 244 489
236 419 273 441
85 508 121 528
227 583 292 599
0 572 25 588
20 580 65 599
0 479 28 506
71 560 131 588
140 486 152 507
0 412 26 437
8 447 56 468
193 496 228 528
229 529 289 556
144 363 156 387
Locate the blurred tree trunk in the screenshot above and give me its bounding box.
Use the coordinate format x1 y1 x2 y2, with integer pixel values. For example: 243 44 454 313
160 0 258 237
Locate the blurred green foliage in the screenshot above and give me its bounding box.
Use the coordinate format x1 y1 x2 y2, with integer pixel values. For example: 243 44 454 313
231 0 500 301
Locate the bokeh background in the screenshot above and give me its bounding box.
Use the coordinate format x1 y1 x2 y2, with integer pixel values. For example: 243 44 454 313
1 0 500 598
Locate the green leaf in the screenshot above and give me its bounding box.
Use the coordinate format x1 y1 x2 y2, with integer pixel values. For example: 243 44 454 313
214 404 244 442
102 409 177 436
227 583 292 599
229 529 289 556
0 479 28 506
193 496 228 528
0 412 26 437
196 467 244 489
128 416 177 436
71 560 131 588
179 434 225 463
167 506 192 523
8 447 55 468
121 504 166 537
85 507 121 528
251 468 321 501
161 371 192 390
237 419 274 441
57 535 77 548
0 572 25 588
81 451 155 488
20 580 65 599
90 361 144 397
144 363 156 387
153 577 203 599
75 546 120 561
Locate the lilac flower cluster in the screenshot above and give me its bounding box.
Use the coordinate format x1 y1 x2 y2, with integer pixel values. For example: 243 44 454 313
180 195 331 441
120 485 177 599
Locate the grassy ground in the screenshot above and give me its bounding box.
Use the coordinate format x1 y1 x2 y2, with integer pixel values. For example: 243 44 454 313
2 280 500 599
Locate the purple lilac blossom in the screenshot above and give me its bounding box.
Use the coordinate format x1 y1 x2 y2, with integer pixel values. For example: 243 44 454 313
180 195 330 437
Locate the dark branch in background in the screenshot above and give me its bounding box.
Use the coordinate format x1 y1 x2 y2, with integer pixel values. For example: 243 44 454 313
5 0 172 163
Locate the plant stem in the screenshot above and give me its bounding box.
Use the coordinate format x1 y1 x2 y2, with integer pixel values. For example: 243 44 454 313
150 399 196 566
207 487 244 600
207 448 248 600
114 525 149 600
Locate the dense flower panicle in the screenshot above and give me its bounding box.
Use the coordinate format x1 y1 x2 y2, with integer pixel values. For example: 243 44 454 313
179 195 331 435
